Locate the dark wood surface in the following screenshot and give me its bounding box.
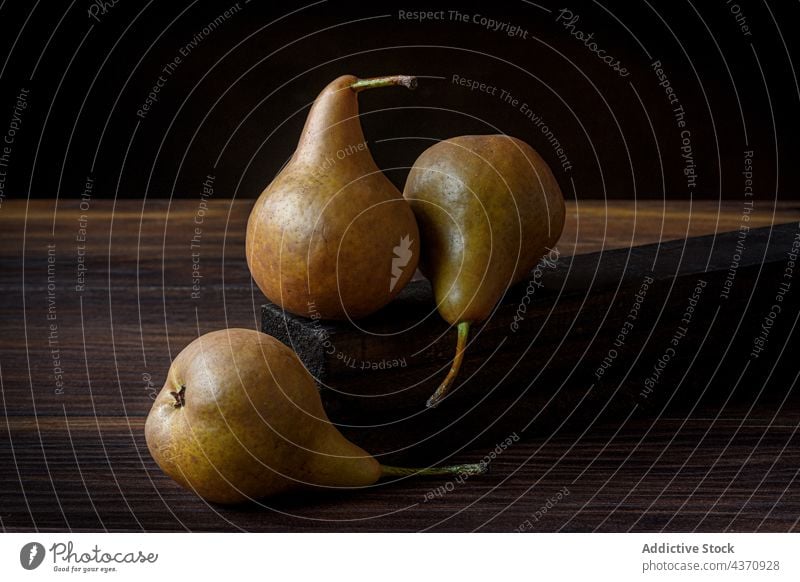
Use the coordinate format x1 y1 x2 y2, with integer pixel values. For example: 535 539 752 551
1 199 799 532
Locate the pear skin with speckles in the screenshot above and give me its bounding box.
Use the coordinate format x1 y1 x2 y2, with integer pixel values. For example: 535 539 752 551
145 328 381 505
403 135 565 407
246 75 420 320
405 135 565 325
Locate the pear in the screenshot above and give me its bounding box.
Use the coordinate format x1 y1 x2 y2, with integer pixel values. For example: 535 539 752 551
247 75 420 320
403 135 566 407
145 329 485 505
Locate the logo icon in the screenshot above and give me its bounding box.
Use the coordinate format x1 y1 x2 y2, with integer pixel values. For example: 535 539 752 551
390 234 414 292
20 542 45 570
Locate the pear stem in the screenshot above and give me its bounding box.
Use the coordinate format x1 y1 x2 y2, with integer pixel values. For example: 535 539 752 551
350 75 417 93
427 321 471 408
380 462 487 479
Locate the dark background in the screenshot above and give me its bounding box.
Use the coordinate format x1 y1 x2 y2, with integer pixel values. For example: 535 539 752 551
0 0 797 201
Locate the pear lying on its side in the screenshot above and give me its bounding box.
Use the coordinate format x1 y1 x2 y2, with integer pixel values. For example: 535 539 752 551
145 329 485 505
247 75 420 321
403 135 566 407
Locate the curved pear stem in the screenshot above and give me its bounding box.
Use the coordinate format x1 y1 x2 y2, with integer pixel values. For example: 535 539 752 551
427 321 471 408
380 462 487 479
350 75 417 92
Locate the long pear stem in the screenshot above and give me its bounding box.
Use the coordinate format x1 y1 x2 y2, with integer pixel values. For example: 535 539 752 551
380 462 487 479
427 321 471 408
350 75 417 92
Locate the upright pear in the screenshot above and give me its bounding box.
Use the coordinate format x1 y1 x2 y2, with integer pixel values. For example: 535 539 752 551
247 75 420 320
404 135 566 407
145 329 485 504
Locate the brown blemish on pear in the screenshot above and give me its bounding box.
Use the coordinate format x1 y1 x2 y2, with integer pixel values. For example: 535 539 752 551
246 75 420 320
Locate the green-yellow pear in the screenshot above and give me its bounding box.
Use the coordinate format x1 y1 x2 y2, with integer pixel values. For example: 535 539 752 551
145 328 485 504
246 75 420 320
403 135 566 407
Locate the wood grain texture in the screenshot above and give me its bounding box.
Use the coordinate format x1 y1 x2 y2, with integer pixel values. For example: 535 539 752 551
2 415 798 532
0 199 798 532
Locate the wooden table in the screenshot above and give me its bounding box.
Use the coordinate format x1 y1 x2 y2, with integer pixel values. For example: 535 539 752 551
1 199 798 532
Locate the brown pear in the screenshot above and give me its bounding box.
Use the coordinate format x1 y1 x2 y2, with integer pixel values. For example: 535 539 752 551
246 75 420 320
403 135 566 407
145 328 485 504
